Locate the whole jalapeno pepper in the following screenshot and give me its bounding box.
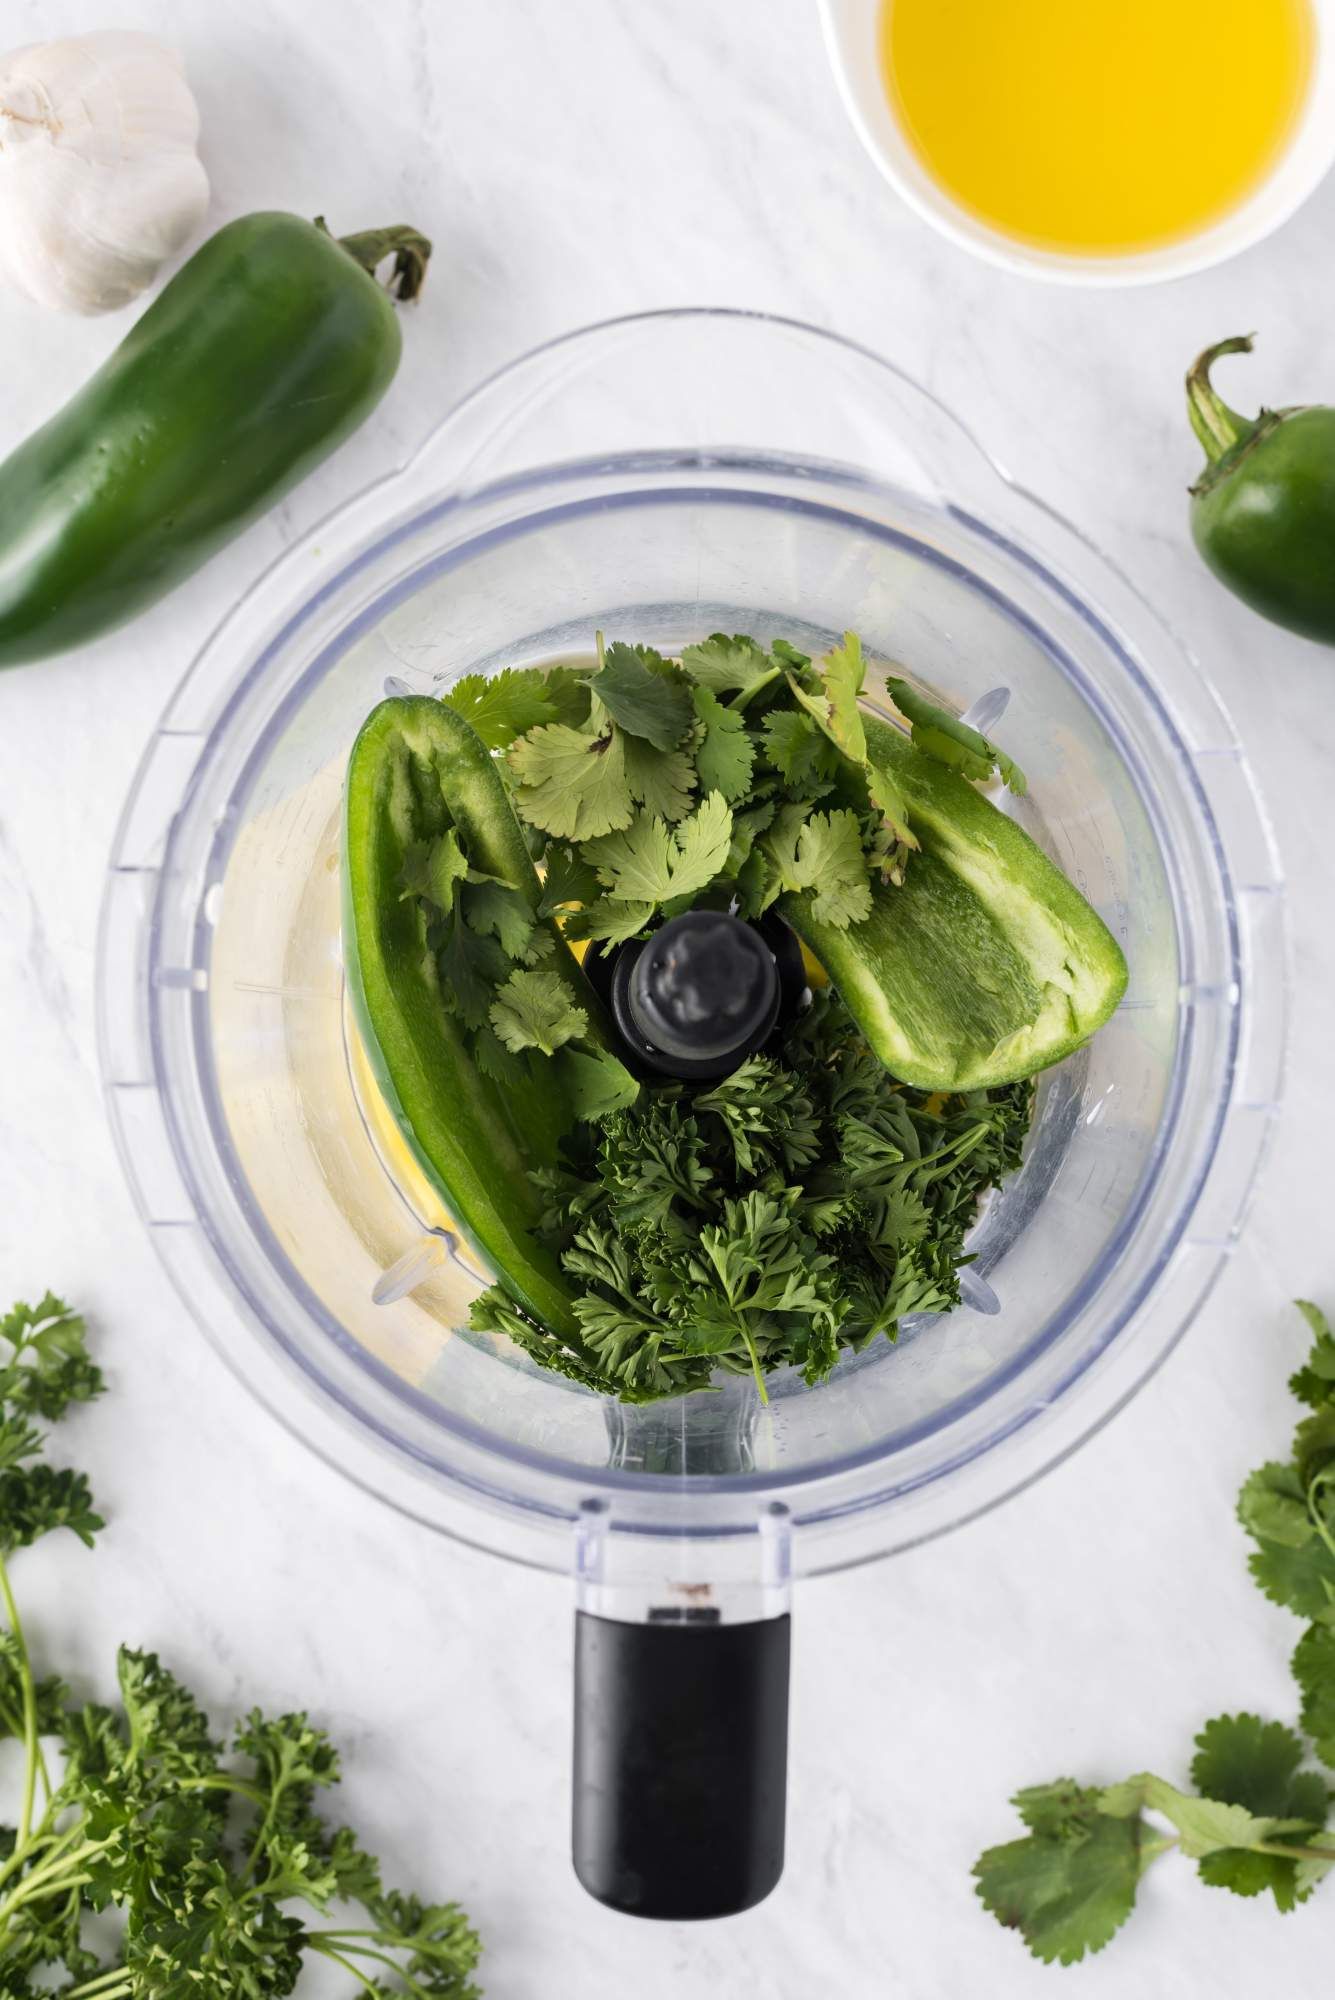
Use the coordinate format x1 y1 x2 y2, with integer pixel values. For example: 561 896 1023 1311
0 212 431 669
1188 334 1335 647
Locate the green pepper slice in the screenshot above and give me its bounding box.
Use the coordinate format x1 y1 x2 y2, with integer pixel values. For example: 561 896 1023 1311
782 718 1128 1091
344 696 634 1341
0 212 430 668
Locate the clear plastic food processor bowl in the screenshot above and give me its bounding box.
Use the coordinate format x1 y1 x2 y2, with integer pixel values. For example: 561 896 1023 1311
97 312 1284 1584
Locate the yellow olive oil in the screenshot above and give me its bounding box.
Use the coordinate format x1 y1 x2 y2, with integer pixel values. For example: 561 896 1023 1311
880 0 1315 255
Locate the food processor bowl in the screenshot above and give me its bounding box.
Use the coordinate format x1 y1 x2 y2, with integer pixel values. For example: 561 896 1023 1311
97 311 1284 1914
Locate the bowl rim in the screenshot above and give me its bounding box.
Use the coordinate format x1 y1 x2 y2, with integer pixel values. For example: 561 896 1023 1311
817 0 1335 288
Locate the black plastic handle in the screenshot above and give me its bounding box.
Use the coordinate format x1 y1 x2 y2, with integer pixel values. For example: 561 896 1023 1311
571 1609 791 1919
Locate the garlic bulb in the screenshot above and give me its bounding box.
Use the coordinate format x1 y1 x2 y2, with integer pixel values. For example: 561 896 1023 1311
0 31 209 315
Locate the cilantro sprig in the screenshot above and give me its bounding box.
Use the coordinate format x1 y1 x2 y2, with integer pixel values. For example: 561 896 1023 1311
442 627 1027 961
0 1293 480 1997
470 991 1031 1402
974 1299 1335 1965
437 631 1033 1398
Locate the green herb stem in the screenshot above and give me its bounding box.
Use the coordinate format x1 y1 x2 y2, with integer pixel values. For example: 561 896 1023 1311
311 1935 435 2000
0 1835 108 1928
0 1816 66 1895
0 1551 38 1848
176 1770 270 1808
1254 1838 1335 1864
61 1966 131 2000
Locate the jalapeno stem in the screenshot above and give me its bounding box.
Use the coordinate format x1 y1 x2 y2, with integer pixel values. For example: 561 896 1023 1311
1186 334 1258 462
315 219 433 302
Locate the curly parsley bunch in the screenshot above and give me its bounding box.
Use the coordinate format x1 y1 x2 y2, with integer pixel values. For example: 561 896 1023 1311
0 1293 480 1999
472 992 1030 1402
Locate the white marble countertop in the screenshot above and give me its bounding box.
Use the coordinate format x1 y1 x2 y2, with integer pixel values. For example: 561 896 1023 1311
3 1 1335 1993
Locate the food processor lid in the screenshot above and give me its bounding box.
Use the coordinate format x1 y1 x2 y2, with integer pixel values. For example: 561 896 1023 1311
95 309 1286 1578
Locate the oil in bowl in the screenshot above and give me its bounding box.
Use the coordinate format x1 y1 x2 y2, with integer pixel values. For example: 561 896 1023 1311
880 0 1316 257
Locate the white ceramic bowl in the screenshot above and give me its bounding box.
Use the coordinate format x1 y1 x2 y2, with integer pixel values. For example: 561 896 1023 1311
819 0 1335 286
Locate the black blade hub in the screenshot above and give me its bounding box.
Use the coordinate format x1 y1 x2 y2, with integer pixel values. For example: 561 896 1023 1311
588 910 807 1082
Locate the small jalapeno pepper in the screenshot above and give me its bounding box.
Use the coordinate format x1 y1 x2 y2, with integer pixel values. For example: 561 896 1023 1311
0 212 431 669
1188 334 1335 647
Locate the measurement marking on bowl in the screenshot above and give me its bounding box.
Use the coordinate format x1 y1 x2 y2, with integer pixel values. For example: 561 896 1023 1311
153 966 208 991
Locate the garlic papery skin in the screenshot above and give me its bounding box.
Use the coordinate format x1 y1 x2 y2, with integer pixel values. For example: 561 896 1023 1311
0 31 209 315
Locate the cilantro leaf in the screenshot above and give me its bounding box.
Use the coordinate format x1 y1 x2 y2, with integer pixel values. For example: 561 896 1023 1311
489 969 588 1056
691 685 756 802
1291 1300 1335 1408
589 641 693 750
1098 1771 1277 1858
1189 1713 1324 1820
783 635 918 850
759 708 839 794
885 673 1027 794
508 721 633 840
434 901 511 1031
762 806 872 929
437 667 558 749
399 829 470 912
865 759 917 858
679 632 782 704
584 793 733 907
1294 1625 1335 1769
566 898 657 946
537 843 601 918
472 1022 530 1090
462 877 543 961
623 731 696 821
792 810 873 928
786 631 868 765
542 663 595 728
555 1047 642 1121
1188 1714 1331 1909
1238 1458 1335 1621
973 1783 1162 1965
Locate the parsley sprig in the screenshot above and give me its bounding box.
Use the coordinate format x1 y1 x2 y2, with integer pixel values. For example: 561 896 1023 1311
974 1298 1335 1965
0 1293 480 1997
470 991 1031 1402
